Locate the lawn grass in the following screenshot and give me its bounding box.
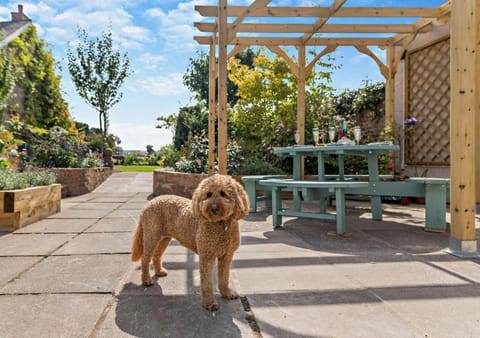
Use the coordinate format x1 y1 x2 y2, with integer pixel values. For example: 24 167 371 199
115 165 161 172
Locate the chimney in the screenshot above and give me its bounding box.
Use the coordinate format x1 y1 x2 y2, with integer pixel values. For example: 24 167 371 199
11 4 30 21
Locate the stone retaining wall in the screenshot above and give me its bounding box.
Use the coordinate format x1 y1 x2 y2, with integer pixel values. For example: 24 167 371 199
153 170 207 198
51 167 114 197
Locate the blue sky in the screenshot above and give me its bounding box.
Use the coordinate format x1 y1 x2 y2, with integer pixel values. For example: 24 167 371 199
0 0 445 150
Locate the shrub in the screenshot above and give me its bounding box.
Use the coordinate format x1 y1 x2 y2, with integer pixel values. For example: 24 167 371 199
152 144 180 168
0 168 56 190
174 135 244 175
236 158 285 175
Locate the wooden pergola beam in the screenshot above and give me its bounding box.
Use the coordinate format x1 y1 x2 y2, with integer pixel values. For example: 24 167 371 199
354 45 388 79
228 0 271 42
265 46 299 78
195 22 421 34
195 6 443 18
305 45 337 77
194 36 395 46
301 0 346 44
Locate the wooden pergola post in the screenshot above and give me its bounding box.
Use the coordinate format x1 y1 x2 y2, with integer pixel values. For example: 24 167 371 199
297 45 306 146
384 46 395 127
217 0 228 175
208 42 216 176
477 0 480 202
449 0 478 255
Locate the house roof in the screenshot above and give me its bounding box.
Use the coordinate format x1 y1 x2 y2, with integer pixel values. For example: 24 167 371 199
0 4 31 48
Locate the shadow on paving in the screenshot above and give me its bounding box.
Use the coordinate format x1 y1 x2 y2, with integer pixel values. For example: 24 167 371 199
112 283 251 338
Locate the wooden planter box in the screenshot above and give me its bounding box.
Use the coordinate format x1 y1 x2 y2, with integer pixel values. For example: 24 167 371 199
0 184 61 231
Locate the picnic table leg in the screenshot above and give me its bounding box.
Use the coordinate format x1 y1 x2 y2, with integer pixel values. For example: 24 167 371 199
243 181 257 213
264 190 272 209
293 188 302 211
335 188 346 235
367 153 383 221
371 196 383 221
271 186 283 228
424 183 448 232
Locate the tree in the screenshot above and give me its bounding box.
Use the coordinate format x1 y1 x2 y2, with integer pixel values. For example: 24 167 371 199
5 25 75 131
228 48 337 165
0 43 16 121
67 26 131 154
183 48 256 106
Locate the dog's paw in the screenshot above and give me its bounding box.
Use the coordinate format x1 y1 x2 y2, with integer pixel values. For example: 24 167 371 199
203 300 219 312
154 268 168 277
141 276 153 286
220 288 239 299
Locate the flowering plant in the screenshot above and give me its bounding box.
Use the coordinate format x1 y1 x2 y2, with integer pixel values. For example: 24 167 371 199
404 117 418 136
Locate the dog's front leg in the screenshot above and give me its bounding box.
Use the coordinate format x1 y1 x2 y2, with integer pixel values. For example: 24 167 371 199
199 255 218 311
218 254 239 300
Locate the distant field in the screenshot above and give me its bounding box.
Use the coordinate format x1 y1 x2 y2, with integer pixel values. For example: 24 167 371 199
115 165 161 172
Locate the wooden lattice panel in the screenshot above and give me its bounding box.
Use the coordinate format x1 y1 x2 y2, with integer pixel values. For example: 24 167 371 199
406 38 450 166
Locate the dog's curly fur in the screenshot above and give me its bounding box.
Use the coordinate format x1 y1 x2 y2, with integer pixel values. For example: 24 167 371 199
131 174 249 311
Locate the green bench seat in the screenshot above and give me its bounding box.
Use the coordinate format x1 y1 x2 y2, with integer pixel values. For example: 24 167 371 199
259 179 369 235
241 175 288 212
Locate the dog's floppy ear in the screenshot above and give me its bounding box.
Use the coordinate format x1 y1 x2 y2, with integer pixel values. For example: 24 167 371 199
191 179 204 218
232 178 250 219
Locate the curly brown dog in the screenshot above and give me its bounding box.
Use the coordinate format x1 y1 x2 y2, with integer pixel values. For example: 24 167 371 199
131 174 249 311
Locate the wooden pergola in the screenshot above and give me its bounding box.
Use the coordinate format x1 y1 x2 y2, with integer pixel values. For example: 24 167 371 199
193 0 479 256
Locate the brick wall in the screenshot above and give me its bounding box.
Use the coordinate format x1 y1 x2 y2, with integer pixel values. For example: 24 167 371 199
153 170 207 198
51 167 113 197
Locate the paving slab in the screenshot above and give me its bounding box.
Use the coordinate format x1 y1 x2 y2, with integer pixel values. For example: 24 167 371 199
370 285 480 337
49 208 113 219
104 209 141 219
53 232 132 255
14 218 97 234
1 254 130 294
0 257 42 287
69 202 122 211
127 192 153 202
0 233 74 256
89 195 134 203
247 290 422 338
118 201 147 210
95 294 254 338
85 217 137 233
123 252 200 296
0 294 111 338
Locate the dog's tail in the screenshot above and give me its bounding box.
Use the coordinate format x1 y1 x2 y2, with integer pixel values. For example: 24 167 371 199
131 222 143 261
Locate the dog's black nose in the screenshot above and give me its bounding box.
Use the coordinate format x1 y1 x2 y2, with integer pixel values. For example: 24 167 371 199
211 204 220 215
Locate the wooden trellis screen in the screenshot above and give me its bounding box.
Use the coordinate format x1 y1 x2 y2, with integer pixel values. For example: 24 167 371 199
405 37 450 166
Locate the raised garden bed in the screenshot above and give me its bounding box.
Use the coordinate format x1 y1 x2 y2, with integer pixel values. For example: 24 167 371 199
0 184 61 231
51 167 113 197
153 170 208 198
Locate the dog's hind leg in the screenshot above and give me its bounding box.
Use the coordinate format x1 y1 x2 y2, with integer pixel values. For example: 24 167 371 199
153 237 171 277
218 254 239 300
140 240 156 286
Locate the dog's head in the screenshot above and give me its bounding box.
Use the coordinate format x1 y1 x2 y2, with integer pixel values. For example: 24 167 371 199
192 174 249 222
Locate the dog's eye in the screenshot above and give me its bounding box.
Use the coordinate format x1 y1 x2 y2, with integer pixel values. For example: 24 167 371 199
220 191 226 197
206 192 212 198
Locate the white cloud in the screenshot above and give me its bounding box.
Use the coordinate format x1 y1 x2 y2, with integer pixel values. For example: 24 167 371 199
110 123 172 151
139 73 188 96
137 52 165 71
146 1 204 51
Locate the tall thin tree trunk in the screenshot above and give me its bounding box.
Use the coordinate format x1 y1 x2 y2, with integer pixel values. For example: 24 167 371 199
99 112 105 156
